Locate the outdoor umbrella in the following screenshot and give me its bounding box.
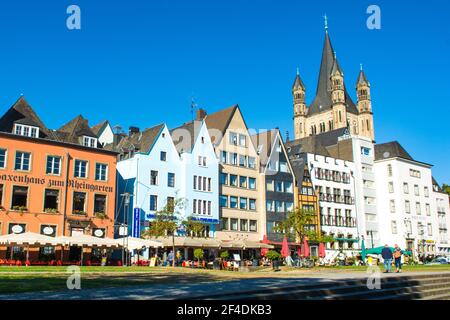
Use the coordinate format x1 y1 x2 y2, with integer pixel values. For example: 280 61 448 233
319 242 326 258
361 238 367 262
297 243 302 257
302 239 310 257
281 236 290 258
365 246 412 256
261 235 269 257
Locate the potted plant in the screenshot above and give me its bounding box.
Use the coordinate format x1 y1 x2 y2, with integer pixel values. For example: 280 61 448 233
266 250 281 271
220 250 230 260
12 206 28 213
94 212 107 220
44 208 59 214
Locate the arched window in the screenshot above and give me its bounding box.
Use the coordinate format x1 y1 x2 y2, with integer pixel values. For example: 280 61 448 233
366 120 370 131
339 111 342 123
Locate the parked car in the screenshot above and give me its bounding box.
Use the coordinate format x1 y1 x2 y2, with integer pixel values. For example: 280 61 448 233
426 257 449 265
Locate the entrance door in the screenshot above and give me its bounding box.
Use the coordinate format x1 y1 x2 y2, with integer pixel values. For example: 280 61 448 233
69 246 82 262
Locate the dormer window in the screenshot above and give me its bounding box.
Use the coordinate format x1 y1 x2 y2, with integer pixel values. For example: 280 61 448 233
14 124 39 138
82 136 97 148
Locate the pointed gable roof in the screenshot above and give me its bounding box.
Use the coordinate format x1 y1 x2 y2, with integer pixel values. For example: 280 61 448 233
113 123 165 155
0 96 53 138
91 120 109 136
170 120 203 154
374 141 414 161
56 115 98 144
204 104 239 144
292 73 305 91
307 32 358 116
356 69 369 86
251 129 277 168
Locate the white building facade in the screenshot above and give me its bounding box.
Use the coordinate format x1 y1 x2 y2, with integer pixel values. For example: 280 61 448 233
432 181 450 257
307 153 359 260
374 142 440 261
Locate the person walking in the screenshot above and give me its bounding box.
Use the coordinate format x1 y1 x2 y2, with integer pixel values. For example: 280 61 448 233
393 244 403 273
381 244 393 273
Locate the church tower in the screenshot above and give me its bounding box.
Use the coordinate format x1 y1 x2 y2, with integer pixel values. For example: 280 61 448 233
293 69 307 140
356 66 375 141
330 54 347 130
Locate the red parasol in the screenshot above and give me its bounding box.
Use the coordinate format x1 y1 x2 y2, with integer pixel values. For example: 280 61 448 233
261 235 269 257
302 238 310 257
319 242 326 258
281 236 290 258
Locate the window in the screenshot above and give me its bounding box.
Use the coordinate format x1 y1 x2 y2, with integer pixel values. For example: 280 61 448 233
266 200 274 212
207 178 212 191
240 197 247 210
230 175 238 187
203 177 207 191
193 199 197 214
230 196 238 209
149 195 158 211
249 220 257 232
230 219 238 231
249 199 256 211
390 200 396 213
361 147 371 156
72 192 86 214
197 200 202 215
424 187 429 197
248 178 256 190
14 152 31 171
229 132 238 145
74 160 87 178
94 194 107 215
82 136 97 148
275 181 283 192
410 169 421 178
219 195 228 208
403 182 409 194
95 163 108 181
198 176 202 190
405 200 411 214
405 220 412 234
46 156 61 175
275 201 284 213
44 189 59 212
220 151 227 164
285 202 294 212
0 149 6 168
239 134 246 147
416 202 421 215
0 184 3 205
248 157 256 169
150 170 158 185
426 204 431 216
160 151 167 161
168 173 175 187
239 176 247 188
11 186 28 210
391 221 398 234
230 153 238 165
198 156 206 166
220 173 228 185
221 218 229 230
207 201 211 215
14 124 39 138
240 219 248 231
284 181 293 193
193 175 197 189
427 223 433 236
266 180 274 192
239 155 247 167
388 182 394 193
387 164 392 177
414 185 420 196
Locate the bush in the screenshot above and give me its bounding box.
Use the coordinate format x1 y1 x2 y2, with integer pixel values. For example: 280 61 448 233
194 248 204 261
266 250 281 261
220 250 230 259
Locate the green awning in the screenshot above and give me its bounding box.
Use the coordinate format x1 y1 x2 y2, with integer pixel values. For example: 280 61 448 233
334 238 359 243
364 246 412 256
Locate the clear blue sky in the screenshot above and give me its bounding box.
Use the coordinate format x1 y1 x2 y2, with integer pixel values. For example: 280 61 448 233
0 0 448 184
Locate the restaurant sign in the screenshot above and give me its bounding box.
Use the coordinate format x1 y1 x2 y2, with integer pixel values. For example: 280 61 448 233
0 173 114 193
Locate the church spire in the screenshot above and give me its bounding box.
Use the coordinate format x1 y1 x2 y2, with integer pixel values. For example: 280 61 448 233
292 68 305 90
356 65 370 86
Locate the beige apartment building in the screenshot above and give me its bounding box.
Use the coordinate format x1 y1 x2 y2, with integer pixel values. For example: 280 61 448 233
198 106 263 242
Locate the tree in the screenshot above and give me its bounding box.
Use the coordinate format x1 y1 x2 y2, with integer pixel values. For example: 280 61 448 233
142 197 208 267
442 184 450 196
194 249 204 263
265 250 281 261
275 207 331 244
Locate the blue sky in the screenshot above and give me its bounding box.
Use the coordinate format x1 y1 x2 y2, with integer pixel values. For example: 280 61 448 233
0 0 448 183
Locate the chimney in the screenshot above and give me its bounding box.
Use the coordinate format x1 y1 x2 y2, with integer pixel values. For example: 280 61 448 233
129 126 140 136
196 108 207 121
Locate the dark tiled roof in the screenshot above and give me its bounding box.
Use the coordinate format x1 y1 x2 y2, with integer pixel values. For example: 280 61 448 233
251 129 277 169
292 73 305 90
357 69 369 86
204 105 238 144
307 32 358 116
170 120 203 153
113 123 165 155
91 120 109 136
0 96 54 138
57 115 98 144
374 141 414 161
285 144 306 183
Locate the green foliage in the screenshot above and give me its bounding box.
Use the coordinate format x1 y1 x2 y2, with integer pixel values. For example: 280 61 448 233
220 251 230 259
183 217 206 237
275 207 322 242
194 249 204 261
265 250 281 261
442 184 450 196
142 197 186 238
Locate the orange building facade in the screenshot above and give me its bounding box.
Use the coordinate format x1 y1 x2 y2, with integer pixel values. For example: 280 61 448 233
0 97 117 262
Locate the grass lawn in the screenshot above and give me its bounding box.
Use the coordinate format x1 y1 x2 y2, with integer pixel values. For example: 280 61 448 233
0 264 449 295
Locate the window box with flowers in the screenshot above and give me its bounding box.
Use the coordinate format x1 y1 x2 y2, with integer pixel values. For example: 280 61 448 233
44 208 59 214
94 212 107 220
72 210 87 216
12 206 28 213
